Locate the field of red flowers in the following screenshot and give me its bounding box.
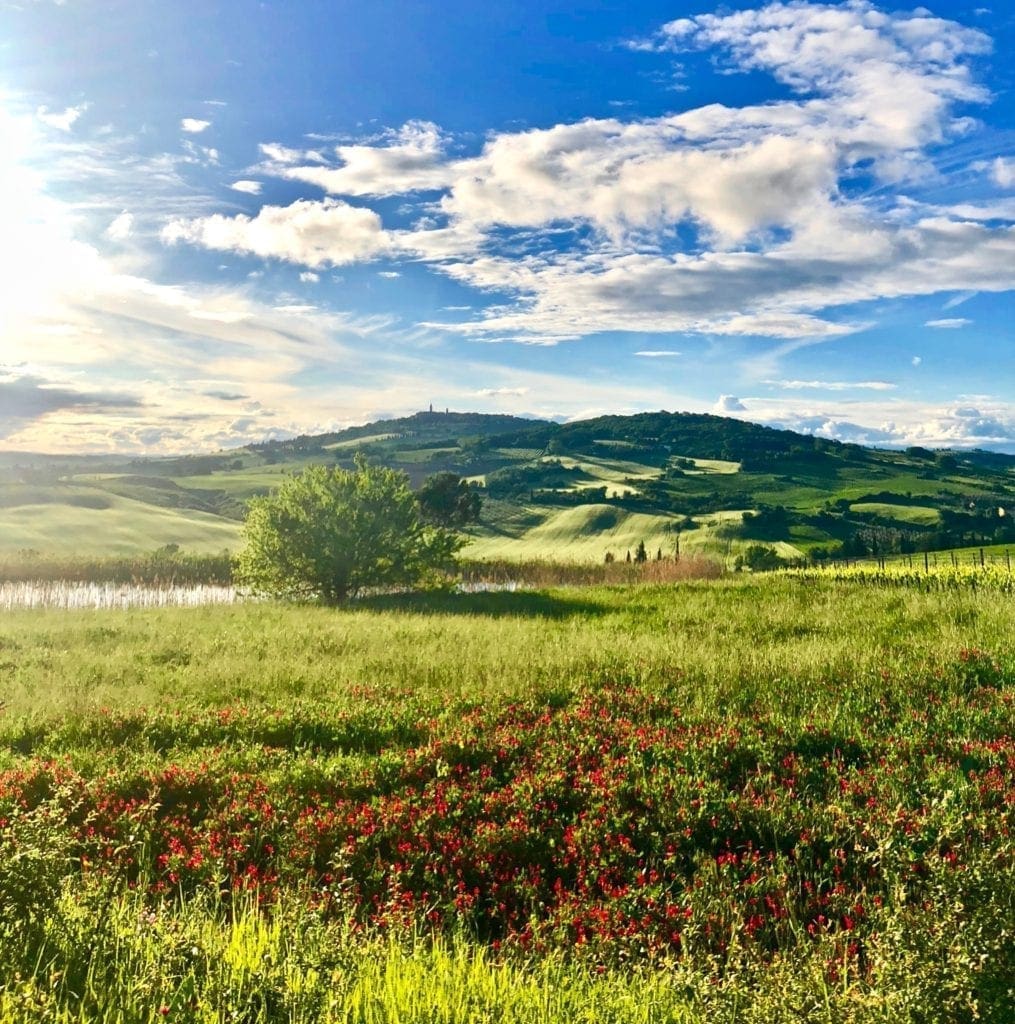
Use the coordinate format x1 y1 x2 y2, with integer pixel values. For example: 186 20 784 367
0 585 1012 1021
3 675 1012 970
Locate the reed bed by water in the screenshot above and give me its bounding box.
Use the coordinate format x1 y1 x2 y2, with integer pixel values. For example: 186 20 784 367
0 580 238 611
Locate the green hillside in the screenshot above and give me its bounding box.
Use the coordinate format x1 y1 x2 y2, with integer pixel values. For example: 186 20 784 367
2 409 1013 563
0 487 240 555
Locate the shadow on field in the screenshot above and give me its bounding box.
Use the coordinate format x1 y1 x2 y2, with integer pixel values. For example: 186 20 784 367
355 590 610 619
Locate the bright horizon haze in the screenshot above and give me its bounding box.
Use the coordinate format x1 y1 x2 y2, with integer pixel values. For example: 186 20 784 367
1 0 1013 454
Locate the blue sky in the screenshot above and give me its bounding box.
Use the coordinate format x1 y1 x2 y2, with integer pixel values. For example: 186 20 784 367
1 0 1013 453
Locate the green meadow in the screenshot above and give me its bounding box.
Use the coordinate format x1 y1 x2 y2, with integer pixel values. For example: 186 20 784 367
0 489 241 556
1 579 1012 1022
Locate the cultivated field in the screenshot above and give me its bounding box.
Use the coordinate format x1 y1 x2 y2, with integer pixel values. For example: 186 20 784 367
1 578 1012 1022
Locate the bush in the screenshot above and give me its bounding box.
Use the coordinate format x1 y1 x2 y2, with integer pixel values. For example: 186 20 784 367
735 544 785 572
235 457 463 603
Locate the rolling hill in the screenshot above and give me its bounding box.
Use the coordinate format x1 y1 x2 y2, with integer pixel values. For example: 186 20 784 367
2 409 1013 564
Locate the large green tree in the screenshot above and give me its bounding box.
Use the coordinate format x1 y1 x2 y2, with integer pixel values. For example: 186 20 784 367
235 458 463 603
416 472 482 527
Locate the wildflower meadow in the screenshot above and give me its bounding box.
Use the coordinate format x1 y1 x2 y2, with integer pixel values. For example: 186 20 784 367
0 578 1011 1022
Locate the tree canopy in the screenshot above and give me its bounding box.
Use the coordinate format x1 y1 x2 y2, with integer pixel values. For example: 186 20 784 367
415 472 483 527
235 457 463 603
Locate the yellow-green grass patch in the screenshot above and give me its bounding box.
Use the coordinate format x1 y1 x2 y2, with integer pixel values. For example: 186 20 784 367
0 491 241 555
851 502 941 525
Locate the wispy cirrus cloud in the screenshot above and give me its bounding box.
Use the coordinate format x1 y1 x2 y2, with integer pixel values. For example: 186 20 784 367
925 318 972 329
476 386 530 397
764 379 897 391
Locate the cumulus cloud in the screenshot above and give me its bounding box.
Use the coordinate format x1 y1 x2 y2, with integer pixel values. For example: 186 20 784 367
715 395 747 413
274 121 454 196
299 271 320 283
162 198 391 267
36 104 87 132
180 118 211 133
991 158 1015 189
105 211 134 240
635 350 682 357
721 394 1014 452
229 180 262 195
162 2 1014 349
925 318 972 329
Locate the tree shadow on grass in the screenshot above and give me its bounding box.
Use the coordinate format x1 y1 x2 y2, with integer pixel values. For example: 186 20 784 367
354 590 611 619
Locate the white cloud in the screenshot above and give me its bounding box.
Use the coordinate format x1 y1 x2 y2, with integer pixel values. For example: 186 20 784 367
990 158 1015 189
162 198 391 268
912 355 922 366
718 395 1015 452
229 180 262 195
36 104 88 132
635 350 682 357
126 1 1009 362
105 211 134 240
377 271 401 278
159 3 1013 348
942 290 977 310
925 318 972 329
476 386 530 397
180 118 211 134
765 379 897 391
715 395 747 413
275 121 453 196
299 271 320 283
259 142 325 164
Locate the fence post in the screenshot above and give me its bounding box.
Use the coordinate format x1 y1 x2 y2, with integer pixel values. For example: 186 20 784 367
924 551 929 572
980 548 985 568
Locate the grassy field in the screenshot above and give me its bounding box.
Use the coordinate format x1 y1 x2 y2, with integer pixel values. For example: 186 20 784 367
0 490 241 555
849 502 941 526
465 503 805 564
0 578 1012 1022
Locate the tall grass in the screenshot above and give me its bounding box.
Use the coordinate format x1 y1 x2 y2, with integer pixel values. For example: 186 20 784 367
3 888 1007 1023
460 554 721 587
0 549 233 585
0 580 238 611
0 579 1012 1022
